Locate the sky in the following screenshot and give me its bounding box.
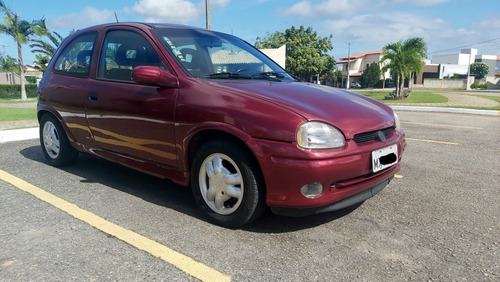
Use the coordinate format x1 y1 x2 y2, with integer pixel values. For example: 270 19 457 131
1 0 500 65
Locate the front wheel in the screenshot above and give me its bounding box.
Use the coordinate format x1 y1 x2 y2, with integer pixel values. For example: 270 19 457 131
40 114 78 167
190 140 266 228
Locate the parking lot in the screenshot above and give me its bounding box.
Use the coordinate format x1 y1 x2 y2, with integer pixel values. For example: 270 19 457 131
1 111 499 281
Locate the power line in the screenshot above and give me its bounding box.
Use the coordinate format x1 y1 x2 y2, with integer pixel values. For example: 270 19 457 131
428 37 500 55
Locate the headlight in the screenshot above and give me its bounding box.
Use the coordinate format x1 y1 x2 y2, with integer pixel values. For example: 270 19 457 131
394 113 401 131
297 121 345 149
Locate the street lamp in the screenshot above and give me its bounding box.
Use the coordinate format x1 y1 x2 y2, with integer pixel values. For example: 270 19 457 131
205 0 211 30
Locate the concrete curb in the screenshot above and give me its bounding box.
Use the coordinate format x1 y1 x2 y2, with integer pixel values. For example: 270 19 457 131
390 106 500 116
0 127 39 143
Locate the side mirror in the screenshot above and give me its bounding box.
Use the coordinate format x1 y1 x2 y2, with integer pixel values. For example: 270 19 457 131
132 66 179 88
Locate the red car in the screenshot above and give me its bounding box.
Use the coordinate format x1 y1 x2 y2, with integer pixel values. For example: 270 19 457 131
38 23 406 228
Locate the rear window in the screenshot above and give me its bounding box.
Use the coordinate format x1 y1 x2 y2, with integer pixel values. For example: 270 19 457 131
53 32 97 77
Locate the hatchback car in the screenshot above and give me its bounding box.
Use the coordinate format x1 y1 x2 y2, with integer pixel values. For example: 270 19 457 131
38 23 406 228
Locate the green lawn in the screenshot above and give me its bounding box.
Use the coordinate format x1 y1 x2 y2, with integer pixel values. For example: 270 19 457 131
0 108 37 121
353 91 449 103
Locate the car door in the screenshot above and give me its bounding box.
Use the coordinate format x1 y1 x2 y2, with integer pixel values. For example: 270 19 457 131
85 28 178 167
39 31 98 146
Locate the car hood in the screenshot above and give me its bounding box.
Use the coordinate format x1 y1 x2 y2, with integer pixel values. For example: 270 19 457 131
211 80 395 138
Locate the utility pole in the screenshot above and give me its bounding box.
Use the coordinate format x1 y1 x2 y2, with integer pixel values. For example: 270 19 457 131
346 43 351 89
466 53 471 90
205 0 211 30
0 44 8 56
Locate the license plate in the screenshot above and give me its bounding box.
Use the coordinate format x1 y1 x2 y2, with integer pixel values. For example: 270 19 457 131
372 145 398 173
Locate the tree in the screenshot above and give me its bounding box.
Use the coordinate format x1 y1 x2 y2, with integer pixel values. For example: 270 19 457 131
30 30 63 74
0 0 47 99
470 62 489 79
33 54 50 73
330 69 343 88
255 26 335 82
360 63 381 88
0 54 18 72
0 54 19 84
30 30 63 57
381 37 427 99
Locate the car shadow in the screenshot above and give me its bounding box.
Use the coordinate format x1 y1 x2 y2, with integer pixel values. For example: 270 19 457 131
21 145 361 233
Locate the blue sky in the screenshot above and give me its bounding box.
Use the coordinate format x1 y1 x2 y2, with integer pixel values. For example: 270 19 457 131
1 0 500 65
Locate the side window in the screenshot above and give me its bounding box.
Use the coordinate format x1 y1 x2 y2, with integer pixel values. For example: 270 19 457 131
53 32 97 77
97 30 165 82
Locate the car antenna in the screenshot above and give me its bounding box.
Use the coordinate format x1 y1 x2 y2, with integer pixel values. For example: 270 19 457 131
114 12 119 23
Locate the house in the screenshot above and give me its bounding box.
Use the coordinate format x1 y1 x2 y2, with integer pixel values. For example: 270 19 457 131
336 50 391 87
424 48 500 88
430 48 498 78
336 47 499 89
260 45 286 69
24 65 43 79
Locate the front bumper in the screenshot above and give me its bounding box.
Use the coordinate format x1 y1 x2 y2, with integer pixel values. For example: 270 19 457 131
246 131 405 212
270 177 391 216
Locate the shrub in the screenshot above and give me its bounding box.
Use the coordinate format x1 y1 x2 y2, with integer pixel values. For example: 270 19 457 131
385 89 411 100
0 84 38 99
470 83 487 90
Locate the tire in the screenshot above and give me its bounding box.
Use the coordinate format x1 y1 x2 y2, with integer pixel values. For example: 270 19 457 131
190 139 266 228
39 114 78 167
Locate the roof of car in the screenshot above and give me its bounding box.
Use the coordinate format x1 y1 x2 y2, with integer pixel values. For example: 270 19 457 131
76 22 206 32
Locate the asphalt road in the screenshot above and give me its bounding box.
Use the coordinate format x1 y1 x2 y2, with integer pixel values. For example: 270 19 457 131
1 111 499 281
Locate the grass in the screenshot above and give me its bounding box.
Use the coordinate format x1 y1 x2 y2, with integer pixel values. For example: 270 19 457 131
0 108 37 121
353 90 449 103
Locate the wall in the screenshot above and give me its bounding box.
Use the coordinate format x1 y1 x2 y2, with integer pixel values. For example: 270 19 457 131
418 78 467 89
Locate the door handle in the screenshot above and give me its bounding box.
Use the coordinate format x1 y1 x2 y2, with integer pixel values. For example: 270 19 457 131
88 92 98 101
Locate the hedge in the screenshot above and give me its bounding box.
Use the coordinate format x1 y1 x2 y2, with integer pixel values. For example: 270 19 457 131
0 84 38 99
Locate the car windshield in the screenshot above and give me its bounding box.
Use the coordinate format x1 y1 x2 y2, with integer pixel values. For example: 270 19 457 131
153 27 295 81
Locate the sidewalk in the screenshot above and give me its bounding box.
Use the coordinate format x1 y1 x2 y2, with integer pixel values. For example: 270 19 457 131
388 91 500 116
1 92 499 143
387 91 500 108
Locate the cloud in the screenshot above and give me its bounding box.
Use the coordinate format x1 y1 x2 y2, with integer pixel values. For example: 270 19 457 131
392 0 450 6
212 0 231 7
282 0 371 18
127 0 231 24
326 12 452 56
48 7 115 29
129 0 201 24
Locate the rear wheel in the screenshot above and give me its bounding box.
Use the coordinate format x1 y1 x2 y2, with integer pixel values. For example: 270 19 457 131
191 139 266 228
40 114 78 167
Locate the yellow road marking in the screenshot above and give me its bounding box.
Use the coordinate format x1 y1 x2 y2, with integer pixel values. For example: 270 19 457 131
0 169 231 282
406 137 458 145
401 121 483 130
394 174 403 179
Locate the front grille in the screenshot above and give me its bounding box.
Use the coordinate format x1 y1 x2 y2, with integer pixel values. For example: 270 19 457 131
353 127 394 144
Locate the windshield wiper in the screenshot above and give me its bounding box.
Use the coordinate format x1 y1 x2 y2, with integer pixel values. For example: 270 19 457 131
251 72 285 81
203 72 252 79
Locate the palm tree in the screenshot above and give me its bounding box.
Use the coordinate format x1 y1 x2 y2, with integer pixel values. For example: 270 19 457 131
0 55 18 72
381 37 427 99
30 30 63 57
30 30 63 74
33 54 50 73
0 54 18 83
0 0 47 100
